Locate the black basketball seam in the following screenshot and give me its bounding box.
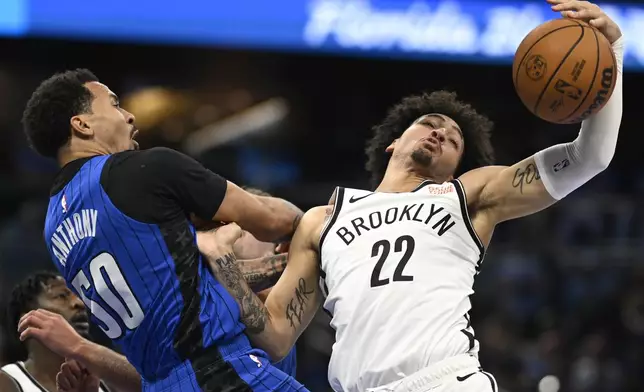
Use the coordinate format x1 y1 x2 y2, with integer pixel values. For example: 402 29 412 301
514 24 580 88
556 25 600 123
533 22 585 114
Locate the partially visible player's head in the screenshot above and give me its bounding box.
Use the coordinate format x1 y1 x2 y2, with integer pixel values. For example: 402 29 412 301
22 68 138 160
234 187 278 259
365 91 495 189
3 272 90 361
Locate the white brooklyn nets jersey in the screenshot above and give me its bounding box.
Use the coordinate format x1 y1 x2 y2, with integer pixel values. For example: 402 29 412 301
1 362 110 392
319 180 485 392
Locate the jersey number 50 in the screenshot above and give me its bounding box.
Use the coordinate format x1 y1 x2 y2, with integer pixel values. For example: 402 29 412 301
71 253 145 339
370 235 415 287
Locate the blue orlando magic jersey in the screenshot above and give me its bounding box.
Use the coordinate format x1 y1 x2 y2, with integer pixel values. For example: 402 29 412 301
43 149 308 391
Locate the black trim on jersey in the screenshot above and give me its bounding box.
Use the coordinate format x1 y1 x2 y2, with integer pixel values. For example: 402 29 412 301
318 187 345 264
99 381 111 392
411 180 436 192
16 362 46 392
450 179 485 270
461 313 476 352
0 369 24 392
189 345 255 390
50 157 93 196
481 370 498 392
319 269 330 296
159 219 251 391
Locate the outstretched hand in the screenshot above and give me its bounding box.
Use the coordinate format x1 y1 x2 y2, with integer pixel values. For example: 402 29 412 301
17 309 85 359
547 0 622 43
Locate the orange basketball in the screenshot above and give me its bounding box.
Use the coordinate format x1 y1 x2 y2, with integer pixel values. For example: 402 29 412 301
512 18 617 124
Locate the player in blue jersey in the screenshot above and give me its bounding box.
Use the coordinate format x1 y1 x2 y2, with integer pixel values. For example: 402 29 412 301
237 188 298 378
19 69 308 391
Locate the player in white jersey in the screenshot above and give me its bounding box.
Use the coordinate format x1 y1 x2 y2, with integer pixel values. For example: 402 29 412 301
1 272 140 392
198 2 624 390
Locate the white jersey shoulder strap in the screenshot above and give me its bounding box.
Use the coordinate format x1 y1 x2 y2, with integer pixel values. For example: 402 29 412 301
1 362 109 392
2 362 46 392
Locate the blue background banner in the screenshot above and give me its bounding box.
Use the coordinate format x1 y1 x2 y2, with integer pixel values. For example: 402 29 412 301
2 0 643 70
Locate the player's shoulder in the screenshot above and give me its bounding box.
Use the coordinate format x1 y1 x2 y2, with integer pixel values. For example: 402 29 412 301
457 165 506 206
0 368 21 392
108 146 185 167
302 206 330 228
299 205 334 243
104 147 200 185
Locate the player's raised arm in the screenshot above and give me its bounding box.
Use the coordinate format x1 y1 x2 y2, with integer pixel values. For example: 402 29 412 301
214 182 303 242
462 4 623 225
122 146 303 242
198 208 325 361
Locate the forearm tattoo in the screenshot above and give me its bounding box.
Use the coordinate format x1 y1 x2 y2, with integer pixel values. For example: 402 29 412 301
276 199 303 242
511 163 541 194
212 253 268 334
239 253 289 292
285 278 314 330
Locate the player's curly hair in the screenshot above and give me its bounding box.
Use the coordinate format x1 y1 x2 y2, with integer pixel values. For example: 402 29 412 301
365 90 495 189
22 69 99 158
2 271 60 362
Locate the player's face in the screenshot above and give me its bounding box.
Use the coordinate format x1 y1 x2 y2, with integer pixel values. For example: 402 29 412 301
80 82 139 153
387 114 464 181
34 277 91 338
233 231 275 260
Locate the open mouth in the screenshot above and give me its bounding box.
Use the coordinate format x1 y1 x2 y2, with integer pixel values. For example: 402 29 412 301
131 128 140 150
71 313 90 330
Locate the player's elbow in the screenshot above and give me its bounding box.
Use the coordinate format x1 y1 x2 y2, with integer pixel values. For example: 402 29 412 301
593 150 614 172
266 343 291 363
254 333 292 362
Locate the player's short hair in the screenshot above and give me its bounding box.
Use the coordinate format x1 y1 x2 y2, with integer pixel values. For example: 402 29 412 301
22 69 99 158
2 271 60 361
365 90 495 189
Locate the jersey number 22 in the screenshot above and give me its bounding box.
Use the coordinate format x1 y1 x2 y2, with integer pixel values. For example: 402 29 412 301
71 253 145 339
370 235 415 287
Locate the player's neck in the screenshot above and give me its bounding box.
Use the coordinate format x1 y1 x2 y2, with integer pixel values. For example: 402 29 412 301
57 140 112 167
376 169 431 193
24 344 63 386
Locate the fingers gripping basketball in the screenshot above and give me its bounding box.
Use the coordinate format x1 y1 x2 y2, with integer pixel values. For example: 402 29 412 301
512 18 617 124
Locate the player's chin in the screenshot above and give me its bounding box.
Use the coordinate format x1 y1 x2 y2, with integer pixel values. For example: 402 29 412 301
410 148 434 167
72 322 92 339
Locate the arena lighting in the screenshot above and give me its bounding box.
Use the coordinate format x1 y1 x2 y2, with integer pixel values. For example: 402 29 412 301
3 0 643 70
183 98 289 156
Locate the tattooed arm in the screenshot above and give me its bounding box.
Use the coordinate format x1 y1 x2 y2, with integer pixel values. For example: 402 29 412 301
236 253 288 293
198 208 325 361
459 158 554 227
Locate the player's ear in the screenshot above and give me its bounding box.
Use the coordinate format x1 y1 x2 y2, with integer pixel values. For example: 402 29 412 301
385 139 398 153
71 115 93 138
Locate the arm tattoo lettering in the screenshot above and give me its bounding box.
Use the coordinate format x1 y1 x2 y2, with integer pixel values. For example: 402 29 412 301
213 253 268 334
511 163 541 194
239 253 289 292
285 278 314 330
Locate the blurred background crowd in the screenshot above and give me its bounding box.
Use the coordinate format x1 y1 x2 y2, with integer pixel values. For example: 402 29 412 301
1 0 644 391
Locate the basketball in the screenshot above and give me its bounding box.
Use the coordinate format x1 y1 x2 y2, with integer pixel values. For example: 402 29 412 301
512 18 617 124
